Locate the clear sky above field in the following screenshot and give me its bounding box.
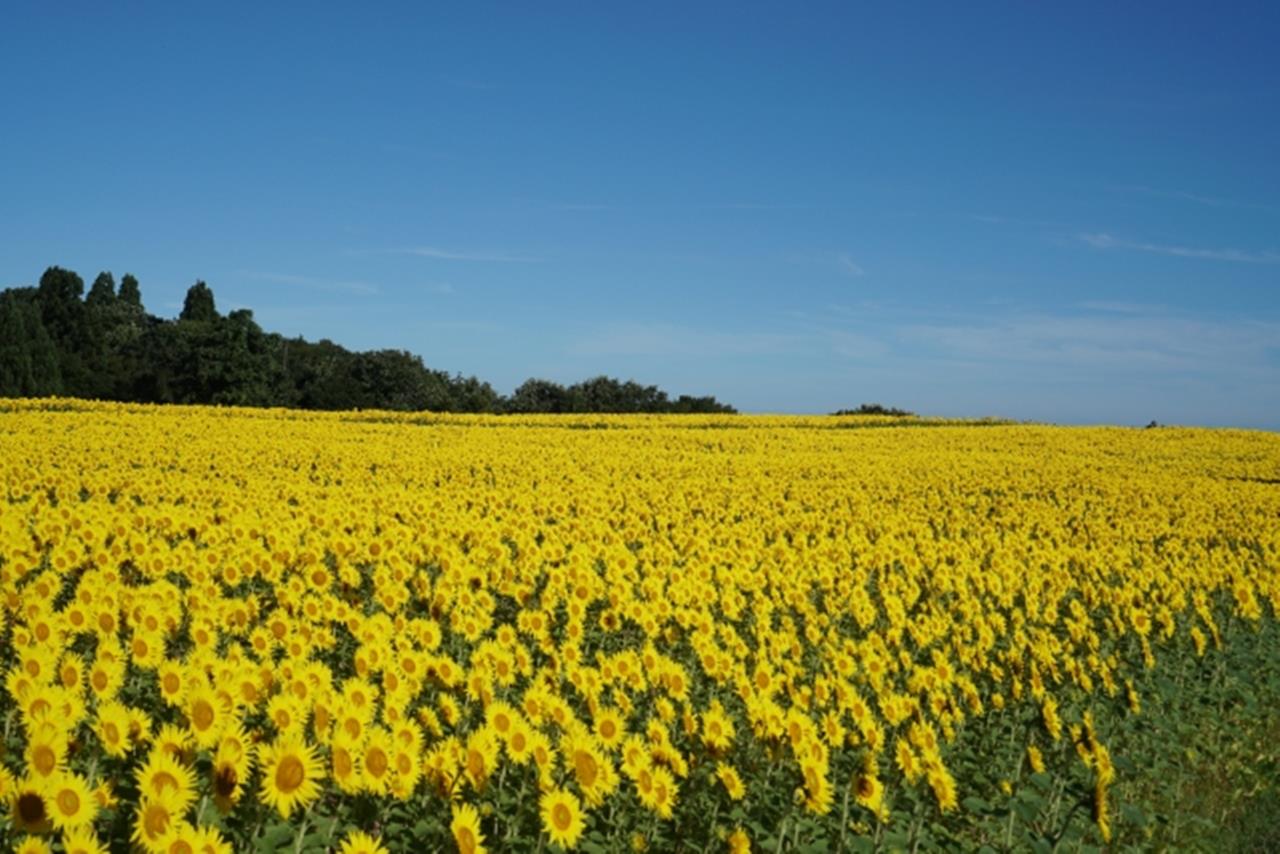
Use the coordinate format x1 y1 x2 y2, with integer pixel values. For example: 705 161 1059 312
2 2 1278 427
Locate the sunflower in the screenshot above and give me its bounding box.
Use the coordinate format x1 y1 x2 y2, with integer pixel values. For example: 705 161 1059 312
60 827 109 854
564 735 618 807
360 726 397 795
700 703 735 752
25 722 67 780
186 684 229 749
191 825 233 854
257 732 323 818
95 701 133 758
853 767 887 823
14 837 53 854
157 662 187 707
501 718 531 764
10 776 53 834
329 733 364 795
801 758 833 816
154 724 193 761
1026 743 1045 774
894 738 922 783
338 830 390 854
136 748 198 811
926 760 958 813
715 762 746 801
211 754 245 813
592 707 626 750
540 788 585 850
45 772 98 831
463 728 500 792
391 741 421 798
635 764 677 820
485 701 518 742
451 801 488 854
131 788 185 851
155 821 202 854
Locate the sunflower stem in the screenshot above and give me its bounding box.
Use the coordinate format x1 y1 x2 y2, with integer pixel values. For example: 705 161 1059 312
293 810 310 854
836 769 852 853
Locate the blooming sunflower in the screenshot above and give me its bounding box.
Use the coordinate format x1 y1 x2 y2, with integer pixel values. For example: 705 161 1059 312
95 701 133 758
136 748 198 811
338 830 390 854
715 762 746 801
451 801 488 854
131 788 185 851
60 827 109 854
257 733 323 818
540 788 586 850
10 776 53 835
14 837 54 854
351 726 391 790
45 772 98 831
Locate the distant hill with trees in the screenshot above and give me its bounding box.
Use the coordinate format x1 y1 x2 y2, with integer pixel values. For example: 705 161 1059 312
831 403 914 417
0 266 736 414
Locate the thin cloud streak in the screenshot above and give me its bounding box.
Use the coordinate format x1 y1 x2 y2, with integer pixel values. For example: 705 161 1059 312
397 246 541 262
896 310 1280 376
1119 184 1277 211
838 253 866 277
237 271 380 295
571 323 803 359
1080 233 1280 264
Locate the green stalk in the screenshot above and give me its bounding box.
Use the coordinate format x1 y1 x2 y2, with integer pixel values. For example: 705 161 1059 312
837 773 853 853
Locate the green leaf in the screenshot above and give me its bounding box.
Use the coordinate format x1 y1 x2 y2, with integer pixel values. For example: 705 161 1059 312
257 823 294 853
847 837 876 854
1121 803 1147 827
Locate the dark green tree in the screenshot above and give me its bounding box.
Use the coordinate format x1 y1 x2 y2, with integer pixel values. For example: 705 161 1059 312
86 272 117 309
507 378 570 413
180 281 219 323
0 290 63 396
2 266 739 413
118 274 143 309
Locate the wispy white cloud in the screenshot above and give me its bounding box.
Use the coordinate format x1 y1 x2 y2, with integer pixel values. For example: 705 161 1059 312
395 246 540 262
571 323 803 359
237 271 380 295
703 202 809 211
898 310 1280 376
1118 185 1276 211
837 253 866 277
1080 233 1280 264
1077 300 1165 315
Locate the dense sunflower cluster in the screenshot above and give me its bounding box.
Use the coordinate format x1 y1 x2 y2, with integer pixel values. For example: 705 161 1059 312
0 399 1276 852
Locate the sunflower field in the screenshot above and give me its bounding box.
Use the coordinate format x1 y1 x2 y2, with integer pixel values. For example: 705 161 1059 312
1 399 1278 853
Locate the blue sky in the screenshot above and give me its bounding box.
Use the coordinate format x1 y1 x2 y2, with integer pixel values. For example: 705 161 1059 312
3 2 1278 426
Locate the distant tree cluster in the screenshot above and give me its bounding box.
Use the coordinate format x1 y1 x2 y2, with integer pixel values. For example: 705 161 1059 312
0 266 736 414
832 403 915 417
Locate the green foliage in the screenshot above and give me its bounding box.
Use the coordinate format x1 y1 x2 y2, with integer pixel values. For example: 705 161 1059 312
0 265 737 414
0 289 63 395
833 403 915 417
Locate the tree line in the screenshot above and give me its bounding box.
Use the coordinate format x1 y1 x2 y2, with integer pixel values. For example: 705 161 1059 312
0 266 736 414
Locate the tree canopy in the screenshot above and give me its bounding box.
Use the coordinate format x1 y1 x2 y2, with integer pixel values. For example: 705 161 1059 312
0 266 737 414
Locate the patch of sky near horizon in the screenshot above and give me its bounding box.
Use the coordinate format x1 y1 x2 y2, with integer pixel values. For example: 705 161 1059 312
2 2 1278 427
